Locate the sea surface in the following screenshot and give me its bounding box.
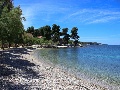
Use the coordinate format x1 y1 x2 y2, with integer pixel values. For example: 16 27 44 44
34 45 120 88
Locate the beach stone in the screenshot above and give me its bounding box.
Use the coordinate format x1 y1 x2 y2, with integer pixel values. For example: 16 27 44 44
2 48 118 90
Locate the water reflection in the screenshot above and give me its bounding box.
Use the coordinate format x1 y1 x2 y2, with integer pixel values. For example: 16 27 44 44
35 46 120 86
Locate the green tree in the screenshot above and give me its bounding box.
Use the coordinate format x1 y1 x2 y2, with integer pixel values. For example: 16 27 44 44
23 32 34 46
0 0 25 49
0 20 8 49
7 6 24 47
42 25 51 40
26 26 34 36
0 0 13 15
71 27 80 46
62 28 70 44
63 34 70 44
51 24 60 43
34 29 40 37
62 28 68 35
0 0 13 49
38 27 44 36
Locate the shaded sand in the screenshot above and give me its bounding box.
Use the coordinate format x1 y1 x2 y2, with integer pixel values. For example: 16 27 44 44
0 47 119 90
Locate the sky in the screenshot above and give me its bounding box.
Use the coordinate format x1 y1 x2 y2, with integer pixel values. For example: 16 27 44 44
14 0 120 45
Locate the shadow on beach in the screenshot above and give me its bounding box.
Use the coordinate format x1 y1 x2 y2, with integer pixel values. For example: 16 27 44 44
0 48 43 90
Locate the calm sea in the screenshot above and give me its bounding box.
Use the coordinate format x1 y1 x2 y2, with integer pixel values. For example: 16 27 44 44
34 45 120 87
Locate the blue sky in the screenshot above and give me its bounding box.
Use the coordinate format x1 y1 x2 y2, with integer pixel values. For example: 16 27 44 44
14 0 120 45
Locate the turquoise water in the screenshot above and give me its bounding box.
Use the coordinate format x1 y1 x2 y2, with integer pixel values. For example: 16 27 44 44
35 45 120 86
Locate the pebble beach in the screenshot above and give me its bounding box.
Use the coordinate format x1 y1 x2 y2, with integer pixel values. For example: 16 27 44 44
0 47 118 90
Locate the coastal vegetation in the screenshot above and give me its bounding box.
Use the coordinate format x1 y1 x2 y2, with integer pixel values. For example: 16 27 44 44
0 0 102 49
0 0 80 49
0 1 117 90
25 25 80 46
0 0 25 49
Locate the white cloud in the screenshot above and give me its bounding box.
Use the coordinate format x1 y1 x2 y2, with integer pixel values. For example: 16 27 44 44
88 16 120 24
66 9 120 24
20 1 120 28
20 2 70 28
21 4 40 28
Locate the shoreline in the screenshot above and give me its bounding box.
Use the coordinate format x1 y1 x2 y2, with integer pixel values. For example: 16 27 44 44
0 47 119 90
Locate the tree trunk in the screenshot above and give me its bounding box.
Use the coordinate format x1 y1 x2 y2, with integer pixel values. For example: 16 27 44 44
1 39 4 50
15 43 17 48
8 42 11 48
15 43 19 48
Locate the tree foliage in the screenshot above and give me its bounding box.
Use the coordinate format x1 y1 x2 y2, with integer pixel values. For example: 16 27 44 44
62 28 70 44
71 27 80 46
26 26 34 36
42 25 51 40
0 0 24 49
24 25 80 46
51 24 60 43
0 0 80 48
23 32 33 45
62 28 68 35
34 29 40 37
